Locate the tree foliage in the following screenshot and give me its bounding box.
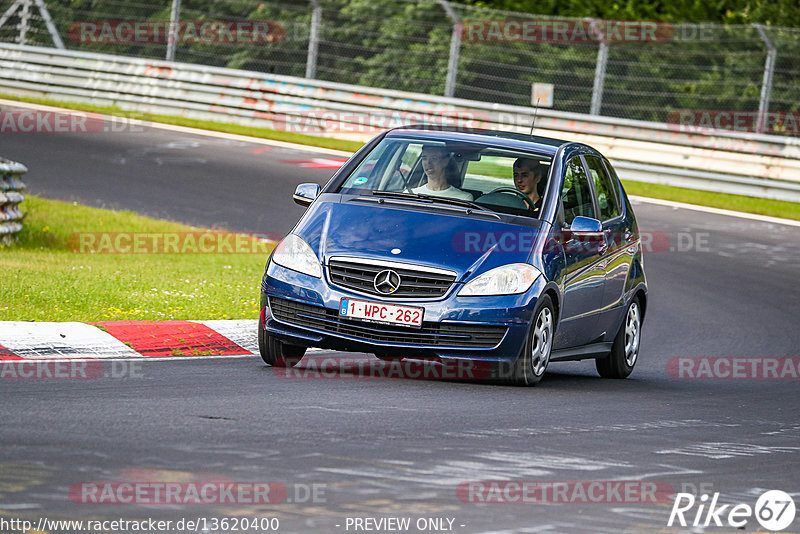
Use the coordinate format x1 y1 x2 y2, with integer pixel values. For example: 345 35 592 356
468 0 800 27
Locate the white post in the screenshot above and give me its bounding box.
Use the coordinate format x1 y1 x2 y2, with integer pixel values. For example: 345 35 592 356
17 0 30 45
305 0 321 79
166 0 181 61
590 40 608 115
754 24 776 135
438 0 461 98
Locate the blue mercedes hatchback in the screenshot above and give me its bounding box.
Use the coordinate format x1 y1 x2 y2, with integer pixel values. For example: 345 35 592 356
259 127 647 385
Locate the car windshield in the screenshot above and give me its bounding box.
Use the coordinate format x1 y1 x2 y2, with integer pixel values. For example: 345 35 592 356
336 136 553 218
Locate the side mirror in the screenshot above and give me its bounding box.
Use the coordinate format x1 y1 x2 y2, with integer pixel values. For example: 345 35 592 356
565 216 606 255
569 216 602 234
293 183 321 207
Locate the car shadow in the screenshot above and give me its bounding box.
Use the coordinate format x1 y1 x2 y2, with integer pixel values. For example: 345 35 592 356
260 353 655 389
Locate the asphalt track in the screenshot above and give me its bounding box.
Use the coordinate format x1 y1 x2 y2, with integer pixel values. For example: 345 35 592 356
2 107 800 533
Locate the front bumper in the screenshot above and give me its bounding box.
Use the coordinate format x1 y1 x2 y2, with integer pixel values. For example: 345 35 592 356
260 261 546 363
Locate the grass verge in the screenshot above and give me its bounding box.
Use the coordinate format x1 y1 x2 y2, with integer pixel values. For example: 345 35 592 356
622 181 799 220
0 196 273 321
1 93 797 221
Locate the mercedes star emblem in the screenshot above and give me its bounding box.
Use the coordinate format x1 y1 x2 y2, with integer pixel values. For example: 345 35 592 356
374 269 401 294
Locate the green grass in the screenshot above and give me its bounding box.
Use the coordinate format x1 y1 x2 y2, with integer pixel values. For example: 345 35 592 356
2 93 798 221
0 196 274 321
622 181 800 220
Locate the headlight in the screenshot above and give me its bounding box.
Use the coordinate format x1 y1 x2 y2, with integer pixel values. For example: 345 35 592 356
458 263 540 296
271 234 321 278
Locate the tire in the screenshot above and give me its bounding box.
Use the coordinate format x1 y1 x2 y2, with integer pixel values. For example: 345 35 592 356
504 294 554 386
257 316 305 367
596 296 642 379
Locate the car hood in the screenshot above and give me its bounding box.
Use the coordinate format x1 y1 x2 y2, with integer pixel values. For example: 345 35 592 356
293 198 543 280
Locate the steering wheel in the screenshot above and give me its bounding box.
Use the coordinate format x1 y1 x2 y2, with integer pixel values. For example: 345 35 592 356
486 187 536 210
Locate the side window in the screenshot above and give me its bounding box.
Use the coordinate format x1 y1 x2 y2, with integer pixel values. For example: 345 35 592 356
561 158 595 225
585 156 620 221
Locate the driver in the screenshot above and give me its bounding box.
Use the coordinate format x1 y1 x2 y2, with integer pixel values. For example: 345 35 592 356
513 157 547 210
412 146 473 201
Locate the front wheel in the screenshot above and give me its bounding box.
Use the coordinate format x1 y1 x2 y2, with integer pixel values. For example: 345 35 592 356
596 296 641 379
257 316 305 367
504 294 554 386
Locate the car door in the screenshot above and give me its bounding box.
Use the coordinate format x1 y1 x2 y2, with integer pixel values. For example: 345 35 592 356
584 155 633 338
553 156 607 349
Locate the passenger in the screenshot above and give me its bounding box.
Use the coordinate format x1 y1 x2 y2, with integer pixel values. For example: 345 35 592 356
513 157 547 210
412 146 473 201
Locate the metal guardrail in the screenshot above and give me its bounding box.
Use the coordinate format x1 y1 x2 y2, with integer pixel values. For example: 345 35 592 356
0 157 27 245
1 43 799 203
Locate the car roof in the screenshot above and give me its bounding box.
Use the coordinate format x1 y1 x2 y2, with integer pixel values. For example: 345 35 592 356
386 126 572 156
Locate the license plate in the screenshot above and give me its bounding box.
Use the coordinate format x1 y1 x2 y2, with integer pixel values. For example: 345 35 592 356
339 298 423 328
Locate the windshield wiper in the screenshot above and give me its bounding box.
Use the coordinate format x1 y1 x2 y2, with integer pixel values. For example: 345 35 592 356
370 190 495 214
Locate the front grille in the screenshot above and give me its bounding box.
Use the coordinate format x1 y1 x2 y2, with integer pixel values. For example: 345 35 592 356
328 258 456 298
270 297 506 349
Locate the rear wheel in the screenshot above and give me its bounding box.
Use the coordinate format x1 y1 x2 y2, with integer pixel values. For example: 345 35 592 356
257 317 305 367
596 296 641 379
504 295 554 386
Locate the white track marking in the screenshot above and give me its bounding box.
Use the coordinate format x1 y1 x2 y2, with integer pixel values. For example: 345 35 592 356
629 195 800 227
192 319 259 354
0 321 140 359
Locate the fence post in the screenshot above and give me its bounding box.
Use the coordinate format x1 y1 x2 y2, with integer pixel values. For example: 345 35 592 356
305 0 321 79
590 39 608 115
754 24 776 134
17 0 30 45
166 0 181 61
438 0 461 98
